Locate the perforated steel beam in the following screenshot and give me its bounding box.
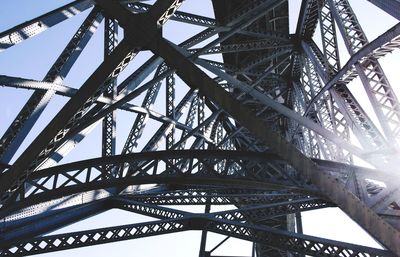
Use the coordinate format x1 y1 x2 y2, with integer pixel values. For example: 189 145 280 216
0 0 93 51
1 199 389 257
102 17 118 160
0 39 136 205
0 8 103 164
1 0 400 256
92 1 400 254
195 57 366 159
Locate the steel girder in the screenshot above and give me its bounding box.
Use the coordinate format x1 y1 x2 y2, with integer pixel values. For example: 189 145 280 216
0 7 103 164
0 76 201 141
2 220 387 257
301 3 400 166
102 17 118 160
121 189 314 206
0 0 94 52
195 57 366 159
44 3 285 164
0 200 107 248
97 1 400 254
329 0 400 145
1 0 400 256
121 64 166 154
0 150 309 216
302 40 389 153
305 22 400 115
1 195 390 257
296 0 320 39
3 149 397 230
0 0 241 172
0 39 136 203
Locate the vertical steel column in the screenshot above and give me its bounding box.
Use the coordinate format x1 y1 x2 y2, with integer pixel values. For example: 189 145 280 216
317 0 352 163
295 212 303 234
198 202 211 257
166 74 175 150
318 0 340 73
177 94 198 150
301 43 346 161
198 94 205 149
291 82 315 157
295 0 346 161
197 94 205 172
294 77 319 159
102 17 118 160
295 212 305 257
215 122 224 172
209 116 224 172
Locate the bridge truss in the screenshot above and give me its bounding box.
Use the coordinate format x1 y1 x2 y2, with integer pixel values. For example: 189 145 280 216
0 0 400 256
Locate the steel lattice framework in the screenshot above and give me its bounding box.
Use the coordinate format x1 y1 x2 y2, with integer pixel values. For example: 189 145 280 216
0 0 400 256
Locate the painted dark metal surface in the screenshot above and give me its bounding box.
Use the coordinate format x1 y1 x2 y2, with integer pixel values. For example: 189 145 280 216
1 0 400 256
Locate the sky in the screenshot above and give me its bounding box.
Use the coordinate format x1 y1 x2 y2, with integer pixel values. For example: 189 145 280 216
0 0 399 256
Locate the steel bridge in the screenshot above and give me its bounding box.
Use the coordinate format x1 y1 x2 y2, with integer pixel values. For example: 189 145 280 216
0 0 400 256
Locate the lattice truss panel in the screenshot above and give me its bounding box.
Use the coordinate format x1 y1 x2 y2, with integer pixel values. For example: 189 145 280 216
0 0 400 256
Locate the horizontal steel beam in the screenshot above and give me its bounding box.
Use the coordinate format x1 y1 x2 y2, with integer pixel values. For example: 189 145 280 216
0 200 106 247
1 150 312 217
0 75 196 134
0 39 135 205
94 1 399 252
1 208 390 257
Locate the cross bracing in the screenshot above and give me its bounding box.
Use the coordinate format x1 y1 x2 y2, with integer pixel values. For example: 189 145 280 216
0 0 400 256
